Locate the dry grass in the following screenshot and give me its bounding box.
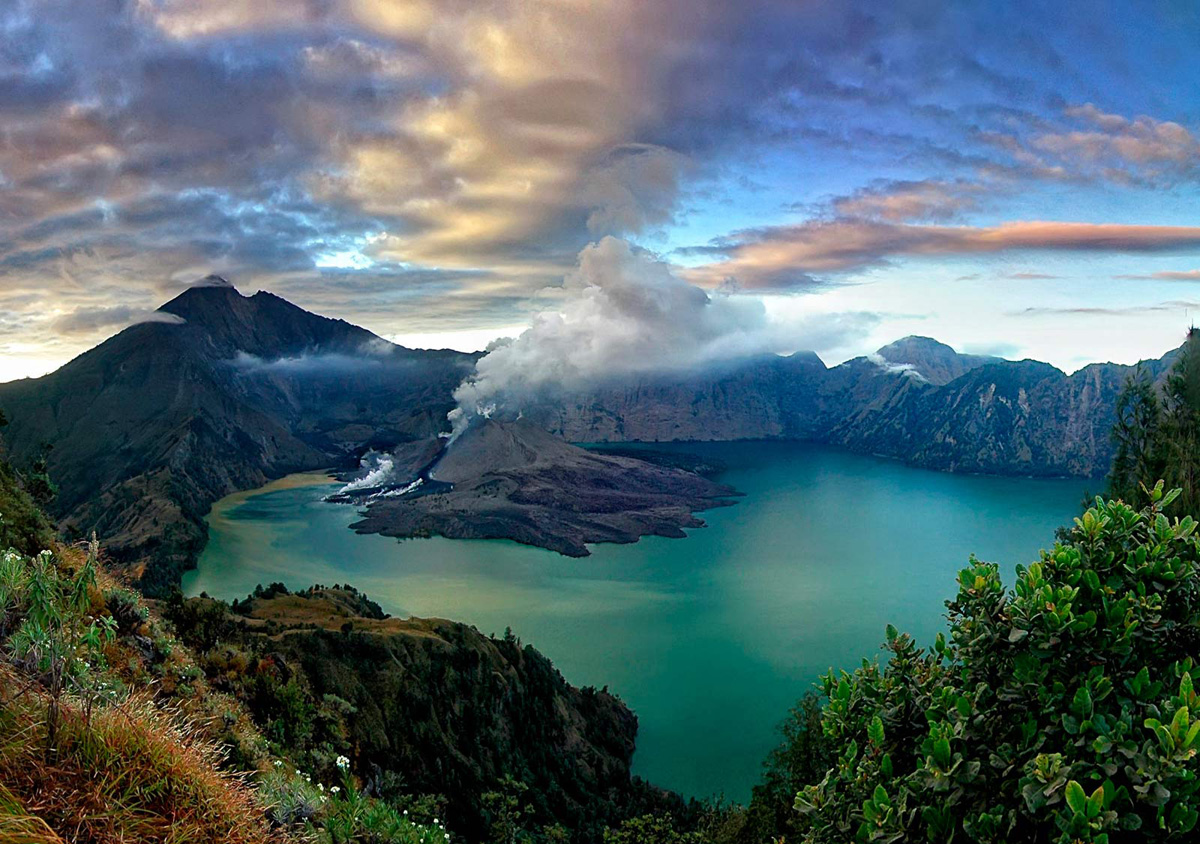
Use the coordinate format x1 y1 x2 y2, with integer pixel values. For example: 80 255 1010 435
0 672 287 844
0 783 65 843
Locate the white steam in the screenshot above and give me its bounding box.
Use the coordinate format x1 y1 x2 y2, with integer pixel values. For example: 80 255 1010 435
337 452 395 494
449 237 781 437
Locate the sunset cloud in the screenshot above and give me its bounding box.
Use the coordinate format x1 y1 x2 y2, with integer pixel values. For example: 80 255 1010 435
1114 270 1200 281
3 0 1200 379
682 222 1200 290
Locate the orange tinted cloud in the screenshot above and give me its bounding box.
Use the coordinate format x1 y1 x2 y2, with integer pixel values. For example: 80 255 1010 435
683 221 1200 290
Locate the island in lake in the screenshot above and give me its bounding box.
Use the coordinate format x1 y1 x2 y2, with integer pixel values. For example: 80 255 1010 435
332 418 740 556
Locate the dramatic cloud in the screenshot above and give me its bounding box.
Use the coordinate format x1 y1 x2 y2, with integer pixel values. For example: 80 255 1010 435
683 222 1200 290
4 0 1200 379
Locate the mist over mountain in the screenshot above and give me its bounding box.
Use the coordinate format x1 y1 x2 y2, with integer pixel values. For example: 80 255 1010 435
0 283 1177 590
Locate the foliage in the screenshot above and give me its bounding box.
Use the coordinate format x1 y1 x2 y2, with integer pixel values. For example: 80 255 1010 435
320 766 451 844
1109 365 1165 505
738 693 833 842
25 442 58 512
602 813 702 844
0 687 282 844
164 588 691 843
794 484 1200 843
0 473 55 561
3 537 116 744
1108 328 1200 516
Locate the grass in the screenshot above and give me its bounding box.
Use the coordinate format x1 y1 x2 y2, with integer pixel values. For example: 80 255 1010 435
0 782 65 843
0 674 283 844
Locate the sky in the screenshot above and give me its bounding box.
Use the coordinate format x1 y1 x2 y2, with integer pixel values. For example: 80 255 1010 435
4 0 1200 382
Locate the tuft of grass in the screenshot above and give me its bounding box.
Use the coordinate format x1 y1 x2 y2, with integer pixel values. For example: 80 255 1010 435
0 782 65 843
0 676 284 844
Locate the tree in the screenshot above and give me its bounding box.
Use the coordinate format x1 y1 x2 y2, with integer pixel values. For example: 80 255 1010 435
1159 328 1200 516
740 694 833 842
602 814 702 844
795 483 1200 843
483 775 535 844
25 442 57 511
1107 329 1200 518
1108 364 1163 504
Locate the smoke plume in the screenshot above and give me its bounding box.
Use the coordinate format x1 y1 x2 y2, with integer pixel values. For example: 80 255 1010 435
449 237 788 437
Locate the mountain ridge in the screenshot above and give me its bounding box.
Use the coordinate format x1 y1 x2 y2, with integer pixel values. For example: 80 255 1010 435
0 281 1181 590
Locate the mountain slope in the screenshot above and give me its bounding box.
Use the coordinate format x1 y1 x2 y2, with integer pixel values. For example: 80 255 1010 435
0 279 473 593
874 336 998 385
546 339 1178 478
164 585 686 843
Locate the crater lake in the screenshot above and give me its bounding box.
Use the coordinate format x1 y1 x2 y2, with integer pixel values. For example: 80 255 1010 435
182 441 1088 801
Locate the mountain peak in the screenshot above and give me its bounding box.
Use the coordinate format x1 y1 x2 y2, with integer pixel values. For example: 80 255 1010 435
876 336 954 359
194 274 235 289
874 336 998 386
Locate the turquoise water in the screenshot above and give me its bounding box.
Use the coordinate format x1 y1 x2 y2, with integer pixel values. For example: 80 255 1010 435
183 442 1087 802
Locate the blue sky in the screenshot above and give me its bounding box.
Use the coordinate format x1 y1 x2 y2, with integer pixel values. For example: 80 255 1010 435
3 0 1200 380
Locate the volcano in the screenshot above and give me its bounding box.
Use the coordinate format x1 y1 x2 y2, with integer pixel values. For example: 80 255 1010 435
339 418 739 556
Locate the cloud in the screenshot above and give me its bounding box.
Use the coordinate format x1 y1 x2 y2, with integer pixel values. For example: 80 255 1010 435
229 350 385 376
682 221 1200 290
1011 300 1200 317
1114 270 1200 281
1032 104 1200 182
51 306 186 334
5 0 1200 377
448 236 876 434
830 179 984 222
866 352 927 382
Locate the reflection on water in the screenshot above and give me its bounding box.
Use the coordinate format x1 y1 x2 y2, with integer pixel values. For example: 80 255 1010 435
184 442 1086 801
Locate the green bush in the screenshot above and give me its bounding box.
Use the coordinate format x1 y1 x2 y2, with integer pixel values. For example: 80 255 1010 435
796 483 1200 843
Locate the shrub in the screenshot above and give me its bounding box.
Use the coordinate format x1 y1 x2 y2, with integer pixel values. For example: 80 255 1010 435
795 483 1200 843
4 538 116 744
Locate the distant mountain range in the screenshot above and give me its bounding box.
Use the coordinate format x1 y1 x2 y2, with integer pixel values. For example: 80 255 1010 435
0 280 1177 591
538 334 1169 478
